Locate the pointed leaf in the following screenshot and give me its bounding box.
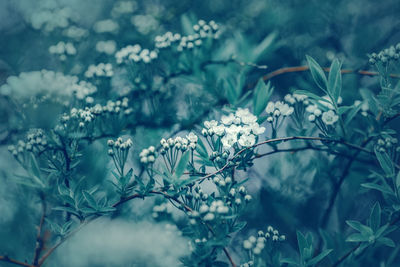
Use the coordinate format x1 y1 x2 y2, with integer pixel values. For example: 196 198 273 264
306 55 328 92
174 151 190 179
307 249 332 266
253 79 273 116
328 59 342 102
82 190 97 209
369 202 381 232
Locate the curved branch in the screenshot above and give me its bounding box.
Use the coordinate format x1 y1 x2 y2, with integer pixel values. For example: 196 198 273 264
198 136 373 182
261 65 400 81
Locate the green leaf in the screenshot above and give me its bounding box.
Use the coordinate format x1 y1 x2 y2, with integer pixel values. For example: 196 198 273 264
306 55 328 92
253 79 273 116
337 106 352 115
280 258 300 266
345 103 362 126
396 171 400 191
252 31 277 61
30 154 41 179
297 231 307 259
174 151 190 179
307 249 332 266
82 191 98 209
224 79 238 105
361 182 395 196
52 206 80 217
232 221 247 232
346 233 369 242
377 237 395 247
369 202 381 232
45 218 62 234
346 220 373 235
61 220 73 235
374 148 395 176
60 194 75 207
328 59 342 102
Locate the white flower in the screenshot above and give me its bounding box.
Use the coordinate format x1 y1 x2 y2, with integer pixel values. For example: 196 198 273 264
212 125 225 136
221 134 237 149
265 102 275 114
293 93 308 102
243 240 253 250
241 114 257 125
221 113 235 125
308 114 316 122
186 132 198 143
306 104 316 113
204 120 218 129
284 94 296 104
238 134 256 147
235 108 252 118
203 213 215 221
250 123 266 135
279 104 294 116
314 109 322 117
225 124 242 136
321 110 339 125
240 125 252 135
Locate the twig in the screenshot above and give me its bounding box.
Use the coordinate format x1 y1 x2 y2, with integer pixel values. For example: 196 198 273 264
0 256 33 267
331 243 361 267
198 136 373 182
261 65 400 81
32 195 46 265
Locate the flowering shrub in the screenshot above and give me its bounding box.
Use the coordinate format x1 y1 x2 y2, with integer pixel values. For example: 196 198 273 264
1 1 400 267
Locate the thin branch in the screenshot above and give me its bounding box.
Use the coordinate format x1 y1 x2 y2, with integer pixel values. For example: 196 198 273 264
261 65 400 81
320 137 372 229
331 243 361 267
255 146 374 164
32 195 46 265
0 256 33 267
198 136 373 182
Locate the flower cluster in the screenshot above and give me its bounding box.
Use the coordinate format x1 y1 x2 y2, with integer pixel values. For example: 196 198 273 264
111 1 137 17
241 226 285 267
115 45 158 64
376 136 400 154
49 41 77 61
84 63 114 78
8 129 48 157
93 19 119 33
154 20 220 51
284 93 309 105
96 40 117 55
29 6 76 32
0 70 96 104
139 146 156 164
305 96 341 126
59 98 132 131
202 108 265 150
62 26 88 40
265 101 294 122
107 137 133 176
369 42 400 65
160 133 198 155
130 15 159 35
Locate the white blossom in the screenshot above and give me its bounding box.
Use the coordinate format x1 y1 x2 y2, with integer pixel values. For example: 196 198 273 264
321 110 339 125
